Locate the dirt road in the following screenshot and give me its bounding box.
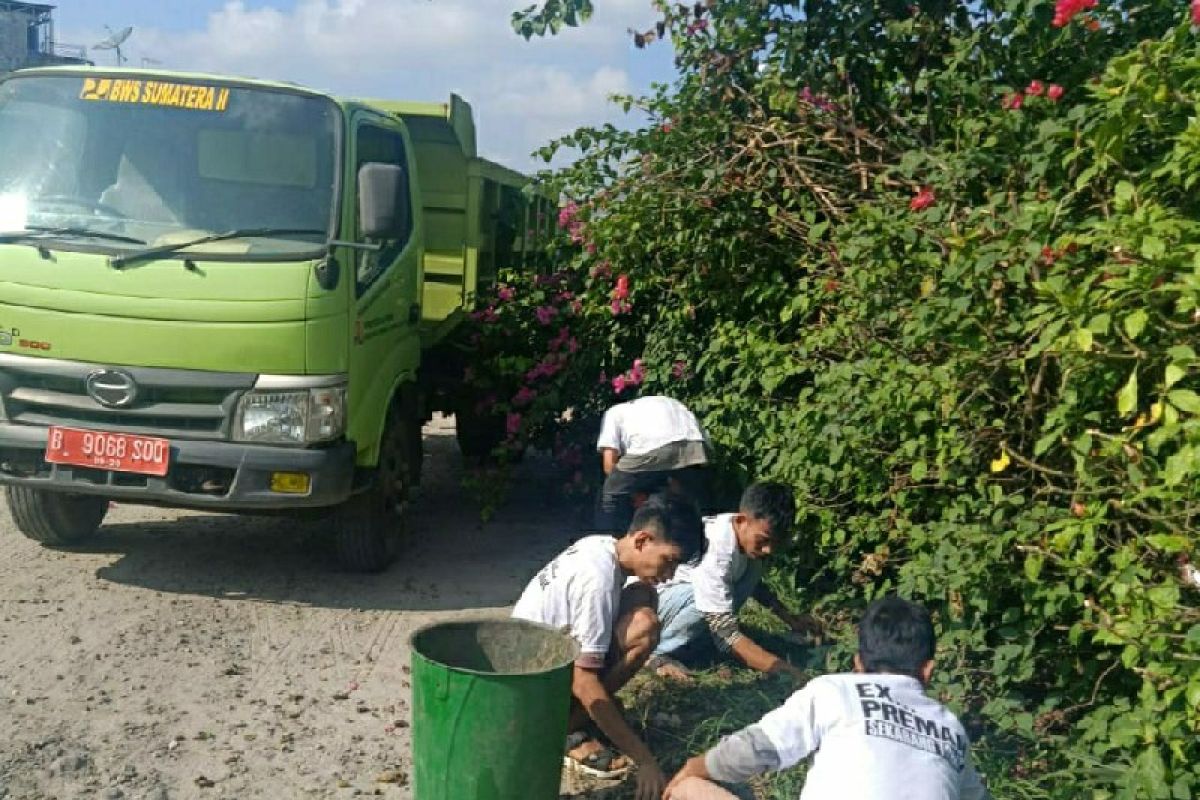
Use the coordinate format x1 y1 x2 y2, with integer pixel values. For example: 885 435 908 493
0 416 580 800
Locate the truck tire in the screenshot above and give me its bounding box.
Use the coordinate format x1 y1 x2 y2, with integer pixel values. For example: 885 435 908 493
5 486 108 546
333 407 417 572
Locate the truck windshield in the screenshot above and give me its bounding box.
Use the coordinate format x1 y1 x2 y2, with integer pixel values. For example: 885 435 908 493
0 74 338 256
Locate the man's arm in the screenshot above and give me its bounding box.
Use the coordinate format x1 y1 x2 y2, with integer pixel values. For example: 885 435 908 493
573 666 656 765
704 612 803 679
600 447 620 475
666 723 784 796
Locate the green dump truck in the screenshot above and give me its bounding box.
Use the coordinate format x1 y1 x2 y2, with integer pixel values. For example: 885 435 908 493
0 67 549 570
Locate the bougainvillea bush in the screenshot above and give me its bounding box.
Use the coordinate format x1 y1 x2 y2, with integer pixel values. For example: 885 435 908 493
462 1 1200 795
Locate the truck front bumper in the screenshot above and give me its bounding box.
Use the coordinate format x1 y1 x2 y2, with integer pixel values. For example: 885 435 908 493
0 423 356 511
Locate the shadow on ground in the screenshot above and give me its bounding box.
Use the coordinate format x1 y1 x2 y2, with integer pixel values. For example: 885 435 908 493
85 421 590 612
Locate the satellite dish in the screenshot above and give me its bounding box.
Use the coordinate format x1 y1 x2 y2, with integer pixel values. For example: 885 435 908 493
93 25 133 66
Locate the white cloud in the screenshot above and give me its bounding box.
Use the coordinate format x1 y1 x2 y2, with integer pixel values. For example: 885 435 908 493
63 0 666 170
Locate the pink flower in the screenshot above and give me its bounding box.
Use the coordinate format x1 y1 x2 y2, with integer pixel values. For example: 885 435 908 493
612 374 628 394
568 337 580 354
571 300 583 316
586 242 597 255
1193 0 1200 26
590 261 612 279
513 386 537 407
1052 0 1096 28
497 285 515 302
1047 84 1064 102
613 274 630 300
558 291 575 302
671 360 688 379
1026 80 1044 97
628 358 645 385
909 186 936 212
1003 92 1024 110
557 202 579 229
610 299 632 316
506 412 522 438
535 305 558 326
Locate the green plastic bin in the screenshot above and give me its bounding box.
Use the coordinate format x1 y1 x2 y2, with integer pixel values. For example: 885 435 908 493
410 618 579 800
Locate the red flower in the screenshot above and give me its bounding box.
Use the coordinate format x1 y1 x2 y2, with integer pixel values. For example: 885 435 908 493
660 120 673 134
1040 246 1057 265
1047 84 1064 102
612 374 628 394
909 186 936 212
671 360 688 380
1192 0 1200 26
1051 0 1096 28
512 386 538 407
1084 16 1100 31
1026 80 1045 97
612 274 630 300
1004 93 1024 110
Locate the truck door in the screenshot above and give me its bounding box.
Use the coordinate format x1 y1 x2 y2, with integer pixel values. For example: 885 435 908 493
346 116 422 466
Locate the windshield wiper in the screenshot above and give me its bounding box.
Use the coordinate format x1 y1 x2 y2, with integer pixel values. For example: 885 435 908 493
0 226 146 246
110 228 327 270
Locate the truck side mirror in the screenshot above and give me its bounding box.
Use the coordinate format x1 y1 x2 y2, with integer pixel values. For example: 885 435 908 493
358 162 411 241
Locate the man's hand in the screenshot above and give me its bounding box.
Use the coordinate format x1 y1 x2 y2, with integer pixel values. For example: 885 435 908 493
768 659 806 683
780 611 825 639
665 755 709 798
635 759 668 800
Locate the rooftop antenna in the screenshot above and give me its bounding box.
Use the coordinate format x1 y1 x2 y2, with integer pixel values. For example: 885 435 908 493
93 25 133 67
140 56 162 68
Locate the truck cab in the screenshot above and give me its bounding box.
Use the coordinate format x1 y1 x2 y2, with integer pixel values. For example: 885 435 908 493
0 67 547 570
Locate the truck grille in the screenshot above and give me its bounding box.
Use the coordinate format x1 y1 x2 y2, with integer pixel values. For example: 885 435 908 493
0 354 256 440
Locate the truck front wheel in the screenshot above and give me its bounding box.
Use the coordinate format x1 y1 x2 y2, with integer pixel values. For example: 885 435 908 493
333 408 416 572
5 486 108 546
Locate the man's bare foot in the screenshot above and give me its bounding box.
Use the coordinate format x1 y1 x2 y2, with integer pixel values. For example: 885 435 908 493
648 654 693 683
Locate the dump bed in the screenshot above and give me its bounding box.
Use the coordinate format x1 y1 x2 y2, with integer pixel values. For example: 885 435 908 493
359 95 550 347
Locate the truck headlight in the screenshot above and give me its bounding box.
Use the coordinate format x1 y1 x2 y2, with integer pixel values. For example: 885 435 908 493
234 386 346 445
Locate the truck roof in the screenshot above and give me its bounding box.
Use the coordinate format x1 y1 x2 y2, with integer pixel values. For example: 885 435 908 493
8 65 339 101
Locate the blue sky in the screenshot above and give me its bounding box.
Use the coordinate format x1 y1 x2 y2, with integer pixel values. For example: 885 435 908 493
51 0 677 169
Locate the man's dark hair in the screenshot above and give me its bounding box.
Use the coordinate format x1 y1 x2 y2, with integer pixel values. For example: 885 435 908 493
628 492 704 563
858 596 936 678
739 481 796 541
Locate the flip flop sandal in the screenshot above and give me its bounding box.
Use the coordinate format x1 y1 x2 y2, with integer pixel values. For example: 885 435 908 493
563 733 631 780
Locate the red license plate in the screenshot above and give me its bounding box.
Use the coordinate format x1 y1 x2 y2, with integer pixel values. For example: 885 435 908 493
45 427 170 477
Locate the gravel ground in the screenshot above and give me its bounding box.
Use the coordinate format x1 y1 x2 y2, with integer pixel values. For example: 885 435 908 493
0 415 581 800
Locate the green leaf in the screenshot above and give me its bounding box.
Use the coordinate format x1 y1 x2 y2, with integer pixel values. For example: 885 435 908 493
1147 586 1179 609
1117 368 1138 418
911 460 928 482
1024 554 1043 581
1074 327 1094 352
1123 309 1148 341
1145 534 1189 554
1167 389 1200 414
1165 363 1185 389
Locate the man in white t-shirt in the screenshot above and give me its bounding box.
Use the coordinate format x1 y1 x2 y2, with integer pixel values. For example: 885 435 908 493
649 482 814 681
594 395 710 531
664 596 992 800
512 494 704 800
